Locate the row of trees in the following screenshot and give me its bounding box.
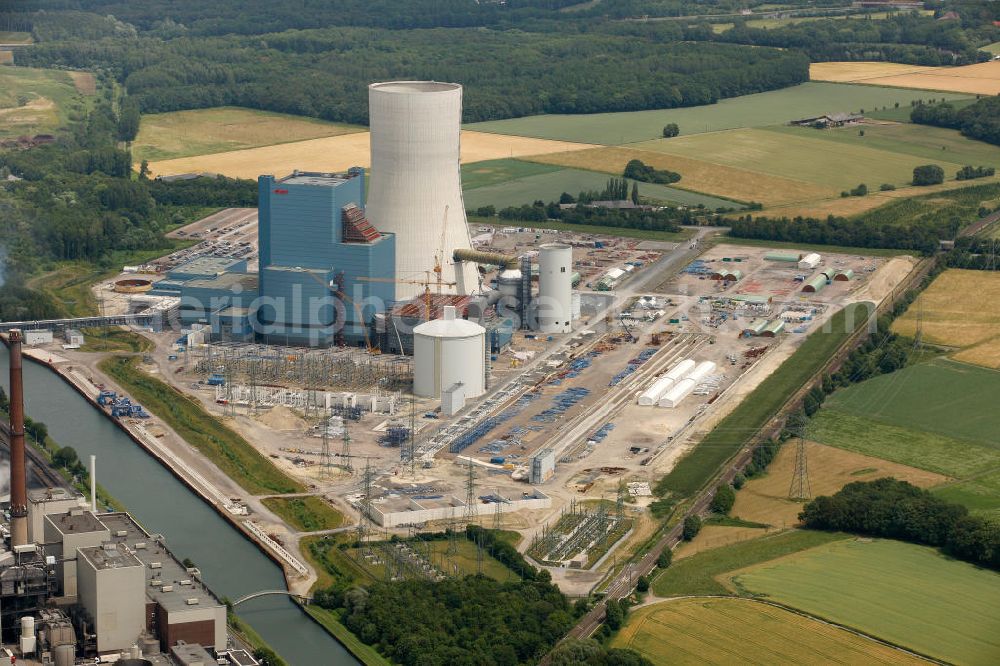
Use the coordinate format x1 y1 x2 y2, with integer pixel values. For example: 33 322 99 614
623 159 681 185
492 199 690 233
801 478 1000 571
911 97 1000 146
956 165 996 181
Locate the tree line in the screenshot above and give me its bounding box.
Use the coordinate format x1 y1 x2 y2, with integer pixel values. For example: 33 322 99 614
911 97 1000 147
801 478 1000 571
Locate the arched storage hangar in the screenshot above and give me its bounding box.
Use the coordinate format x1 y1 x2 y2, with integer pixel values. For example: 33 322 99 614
802 274 827 293
637 359 696 406
413 306 486 399
834 269 854 281
710 269 742 282
760 320 785 337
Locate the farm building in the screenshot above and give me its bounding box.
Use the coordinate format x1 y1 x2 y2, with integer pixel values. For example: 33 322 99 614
765 252 801 263
710 269 743 282
798 253 822 270
802 274 828 293
790 112 864 129
834 269 854 281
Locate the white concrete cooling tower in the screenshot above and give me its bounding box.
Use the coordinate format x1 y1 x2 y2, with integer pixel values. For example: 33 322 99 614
366 81 478 299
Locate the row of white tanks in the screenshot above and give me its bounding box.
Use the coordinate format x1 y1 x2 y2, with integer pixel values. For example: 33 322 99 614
638 359 717 408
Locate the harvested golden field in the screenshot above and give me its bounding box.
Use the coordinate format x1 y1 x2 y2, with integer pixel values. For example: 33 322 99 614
525 146 836 206
953 338 1000 369
893 269 1000 348
731 440 948 528
810 61 933 82
147 130 596 178
813 60 1000 95
755 192 896 219
612 597 927 666
135 107 366 162
674 525 769 560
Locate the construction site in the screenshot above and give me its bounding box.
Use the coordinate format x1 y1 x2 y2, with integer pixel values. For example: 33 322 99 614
1 79 909 597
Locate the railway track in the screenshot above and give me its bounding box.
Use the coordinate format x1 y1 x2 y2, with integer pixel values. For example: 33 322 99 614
0 420 72 491
551 256 938 650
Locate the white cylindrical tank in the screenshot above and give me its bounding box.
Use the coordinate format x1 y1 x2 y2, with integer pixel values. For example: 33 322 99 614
413 306 486 399
366 82 478 298
21 616 34 636
536 243 573 333
637 359 696 406
571 292 581 320
659 360 717 408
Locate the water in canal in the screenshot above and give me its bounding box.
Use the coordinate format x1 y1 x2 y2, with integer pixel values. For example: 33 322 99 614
0 352 357 665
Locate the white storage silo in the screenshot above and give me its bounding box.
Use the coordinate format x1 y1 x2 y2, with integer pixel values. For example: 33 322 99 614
658 360 717 408
413 306 486 399
637 359 695 406
536 243 573 333
365 82 478 298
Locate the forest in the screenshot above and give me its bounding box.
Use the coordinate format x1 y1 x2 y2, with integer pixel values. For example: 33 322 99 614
15 29 808 124
800 478 1000 571
910 97 1000 147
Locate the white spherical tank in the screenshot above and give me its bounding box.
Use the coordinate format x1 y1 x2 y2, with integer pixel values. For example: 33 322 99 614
536 243 573 333
366 82 478 298
413 306 486 399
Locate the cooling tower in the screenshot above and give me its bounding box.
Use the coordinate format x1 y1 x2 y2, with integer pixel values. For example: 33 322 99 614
366 82 478 299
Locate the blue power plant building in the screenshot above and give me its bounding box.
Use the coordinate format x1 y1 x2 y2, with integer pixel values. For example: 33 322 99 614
167 169 396 347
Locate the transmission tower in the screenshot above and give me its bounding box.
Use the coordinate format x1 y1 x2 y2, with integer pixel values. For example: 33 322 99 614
463 458 478 527
407 395 416 476
319 415 332 480
615 480 626 525
357 459 374 554
493 488 504 531
340 416 353 473
788 418 812 500
596 500 609 549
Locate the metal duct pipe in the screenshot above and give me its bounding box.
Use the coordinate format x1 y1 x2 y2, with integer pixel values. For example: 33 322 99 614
453 249 519 269
8 329 28 547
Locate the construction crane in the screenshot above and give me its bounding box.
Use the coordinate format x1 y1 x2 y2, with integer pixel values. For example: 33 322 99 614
434 205 449 295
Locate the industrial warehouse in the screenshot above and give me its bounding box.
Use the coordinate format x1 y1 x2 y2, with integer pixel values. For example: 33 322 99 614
1 79 908 608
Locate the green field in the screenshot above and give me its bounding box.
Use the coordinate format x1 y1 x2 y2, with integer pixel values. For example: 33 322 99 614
261 496 344 531
809 410 1000 479
462 163 740 210
461 158 562 190
345 538 518 582
611 597 927 665
771 122 1000 170
465 83 972 145
983 42 1000 55
652 530 846 597
825 358 1000 447
634 127 966 190
133 106 365 161
733 538 1000 665
656 302 873 499
99 356 304 495
0 32 33 44
0 66 84 138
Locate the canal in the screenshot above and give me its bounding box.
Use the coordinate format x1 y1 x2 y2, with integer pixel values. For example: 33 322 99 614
0 352 357 666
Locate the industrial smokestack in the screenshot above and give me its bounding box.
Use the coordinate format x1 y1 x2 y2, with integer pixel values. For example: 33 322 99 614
90 455 97 513
365 81 478 299
8 329 28 547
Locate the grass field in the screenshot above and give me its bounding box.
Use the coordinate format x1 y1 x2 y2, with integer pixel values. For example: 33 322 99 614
461 159 562 190
984 42 1000 56
656 302 873 499
772 122 1000 171
527 146 835 206
261 496 344 532
812 60 1000 95
466 215 693 242
824 358 1000 446
893 269 1000 352
0 66 82 138
732 538 1000 665
146 129 595 178
99 356 304 495
0 31 33 44
465 83 971 145
652 529 846 597
463 163 740 210
634 128 966 191
611 597 926 665
133 107 365 162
